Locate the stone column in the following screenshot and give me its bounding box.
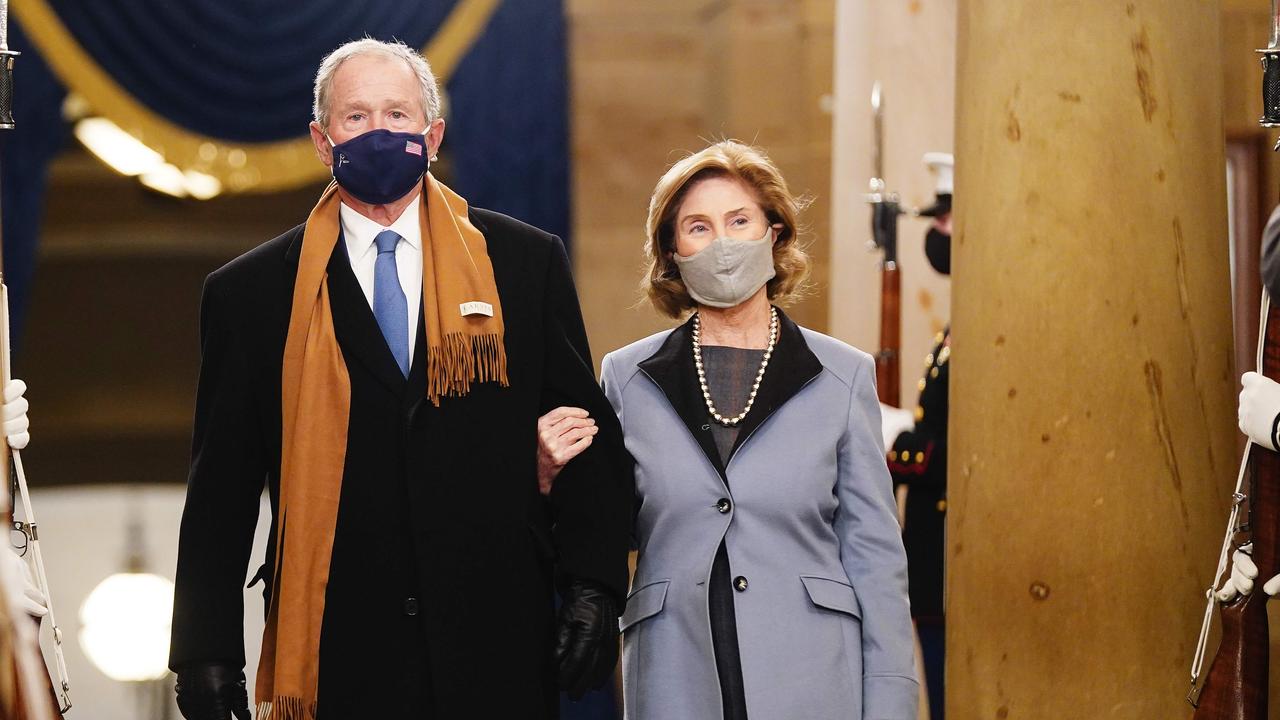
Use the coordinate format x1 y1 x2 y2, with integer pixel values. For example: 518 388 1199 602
949 1 1237 717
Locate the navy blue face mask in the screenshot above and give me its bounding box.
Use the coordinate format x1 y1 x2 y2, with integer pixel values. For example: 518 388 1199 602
328 129 430 205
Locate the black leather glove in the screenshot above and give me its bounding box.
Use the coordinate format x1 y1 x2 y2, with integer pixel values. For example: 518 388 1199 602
175 661 252 720
554 579 620 700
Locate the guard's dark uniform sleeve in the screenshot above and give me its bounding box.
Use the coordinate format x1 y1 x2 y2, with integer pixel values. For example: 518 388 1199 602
1262 204 1280 302
539 237 635 602
887 428 940 486
887 332 949 490
169 275 267 670
887 330 950 619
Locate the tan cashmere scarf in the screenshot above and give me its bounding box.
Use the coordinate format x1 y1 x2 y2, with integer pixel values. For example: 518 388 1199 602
255 174 507 719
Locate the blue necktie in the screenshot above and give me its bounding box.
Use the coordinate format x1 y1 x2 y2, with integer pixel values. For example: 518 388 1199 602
373 229 410 377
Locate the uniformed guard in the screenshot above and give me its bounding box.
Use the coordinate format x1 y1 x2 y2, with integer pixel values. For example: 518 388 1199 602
886 152 952 720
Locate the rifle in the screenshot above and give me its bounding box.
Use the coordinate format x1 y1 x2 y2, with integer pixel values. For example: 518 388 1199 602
1186 4 1280 714
866 81 902 407
0 1 70 714
1188 298 1280 718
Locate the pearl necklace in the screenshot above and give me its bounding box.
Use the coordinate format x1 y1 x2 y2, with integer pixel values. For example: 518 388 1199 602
692 307 779 427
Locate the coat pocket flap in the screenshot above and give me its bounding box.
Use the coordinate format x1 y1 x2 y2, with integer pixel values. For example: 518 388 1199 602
801 575 862 619
619 579 670 631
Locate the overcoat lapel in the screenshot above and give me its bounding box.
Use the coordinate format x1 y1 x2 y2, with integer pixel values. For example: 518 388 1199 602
637 316 727 479
326 236 408 394
726 310 823 460
406 311 429 397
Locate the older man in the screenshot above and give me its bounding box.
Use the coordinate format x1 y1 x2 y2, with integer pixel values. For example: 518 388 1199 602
168 39 632 719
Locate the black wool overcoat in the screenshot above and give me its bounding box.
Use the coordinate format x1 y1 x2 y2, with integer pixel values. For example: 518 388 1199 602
169 207 634 719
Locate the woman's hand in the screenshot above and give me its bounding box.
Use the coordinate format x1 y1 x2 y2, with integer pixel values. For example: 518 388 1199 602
537 406 597 496
1239 371 1280 450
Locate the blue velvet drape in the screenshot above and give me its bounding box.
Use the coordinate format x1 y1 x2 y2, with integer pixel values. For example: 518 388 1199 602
0 21 68 349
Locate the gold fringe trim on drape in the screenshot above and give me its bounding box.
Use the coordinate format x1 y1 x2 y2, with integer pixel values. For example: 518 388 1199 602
13 0 502 194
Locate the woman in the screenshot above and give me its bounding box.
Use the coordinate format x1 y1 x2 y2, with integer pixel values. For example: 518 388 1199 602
539 141 917 719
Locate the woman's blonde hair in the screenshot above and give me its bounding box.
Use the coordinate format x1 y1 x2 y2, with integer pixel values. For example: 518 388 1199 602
643 140 811 318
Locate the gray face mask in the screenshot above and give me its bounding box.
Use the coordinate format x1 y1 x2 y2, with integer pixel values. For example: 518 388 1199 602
672 226 777 308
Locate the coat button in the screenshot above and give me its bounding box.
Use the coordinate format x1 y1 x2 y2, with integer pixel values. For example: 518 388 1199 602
716 498 732 514
403 597 419 616
733 576 748 592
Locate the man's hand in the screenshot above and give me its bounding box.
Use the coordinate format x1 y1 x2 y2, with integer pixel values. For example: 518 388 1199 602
554 580 619 700
175 662 252 720
1216 542 1280 602
3 379 30 450
537 407 597 496
1239 371 1280 450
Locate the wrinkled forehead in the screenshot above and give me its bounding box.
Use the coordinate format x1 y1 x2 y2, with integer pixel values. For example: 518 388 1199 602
329 54 420 109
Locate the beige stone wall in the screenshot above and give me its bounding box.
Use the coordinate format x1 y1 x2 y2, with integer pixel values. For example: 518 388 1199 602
824 0 1279 408
567 0 835 363
830 0 957 404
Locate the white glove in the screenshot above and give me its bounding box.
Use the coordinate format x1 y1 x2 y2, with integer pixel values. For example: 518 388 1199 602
1 546 46 618
2 379 28 451
880 403 915 452
1216 542 1280 601
1239 372 1280 451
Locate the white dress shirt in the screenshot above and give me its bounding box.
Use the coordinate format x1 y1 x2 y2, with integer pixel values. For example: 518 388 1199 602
340 196 423 360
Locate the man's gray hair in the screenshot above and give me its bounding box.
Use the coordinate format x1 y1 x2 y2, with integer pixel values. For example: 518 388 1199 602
313 38 442 129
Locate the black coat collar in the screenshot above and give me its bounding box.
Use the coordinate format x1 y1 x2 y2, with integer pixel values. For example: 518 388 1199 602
637 307 823 480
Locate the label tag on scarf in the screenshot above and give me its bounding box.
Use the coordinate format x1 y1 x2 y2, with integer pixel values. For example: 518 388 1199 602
460 301 494 317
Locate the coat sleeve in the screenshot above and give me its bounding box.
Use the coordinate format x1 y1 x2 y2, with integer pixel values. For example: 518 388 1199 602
539 237 635 600
169 274 267 671
1262 204 1280 302
599 352 623 424
599 352 640 552
835 352 919 719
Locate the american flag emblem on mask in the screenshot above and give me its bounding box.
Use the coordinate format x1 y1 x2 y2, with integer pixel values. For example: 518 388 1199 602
405 141 423 156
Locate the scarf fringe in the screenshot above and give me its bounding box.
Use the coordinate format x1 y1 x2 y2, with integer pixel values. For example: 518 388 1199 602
257 696 316 720
427 332 508 403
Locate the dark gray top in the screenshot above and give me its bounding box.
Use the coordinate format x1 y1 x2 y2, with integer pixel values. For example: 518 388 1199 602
702 345 767 464
699 344 765 720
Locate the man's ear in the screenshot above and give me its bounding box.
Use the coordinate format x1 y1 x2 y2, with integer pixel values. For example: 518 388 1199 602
309 121 333 168
425 117 446 161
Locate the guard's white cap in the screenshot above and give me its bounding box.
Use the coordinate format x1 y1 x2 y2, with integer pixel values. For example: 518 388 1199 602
923 152 954 195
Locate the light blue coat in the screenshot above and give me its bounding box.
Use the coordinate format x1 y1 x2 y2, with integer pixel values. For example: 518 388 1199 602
602 313 917 720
